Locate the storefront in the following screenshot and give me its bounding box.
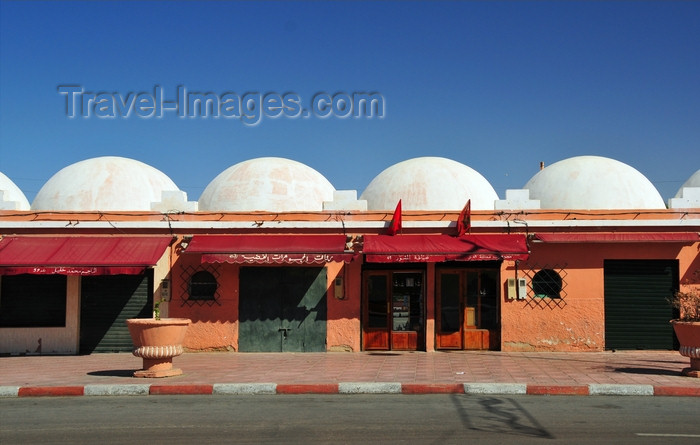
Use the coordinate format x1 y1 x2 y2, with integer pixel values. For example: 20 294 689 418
361 234 529 351
0 236 170 354
179 234 355 352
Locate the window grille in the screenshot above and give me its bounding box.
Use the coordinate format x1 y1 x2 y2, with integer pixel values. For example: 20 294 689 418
179 264 221 307
521 263 568 309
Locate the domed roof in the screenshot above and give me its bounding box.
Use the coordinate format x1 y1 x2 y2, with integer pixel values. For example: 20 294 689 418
524 156 665 209
360 157 498 211
198 157 335 212
31 156 181 211
674 169 700 198
0 172 30 210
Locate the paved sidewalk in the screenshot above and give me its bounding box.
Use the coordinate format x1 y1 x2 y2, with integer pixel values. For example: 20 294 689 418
2 350 699 397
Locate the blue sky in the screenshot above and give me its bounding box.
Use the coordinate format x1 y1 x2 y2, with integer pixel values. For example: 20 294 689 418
1 1 698 204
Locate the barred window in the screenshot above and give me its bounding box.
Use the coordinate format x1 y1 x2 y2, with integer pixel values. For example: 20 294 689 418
188 271 217 301
532 269 562 299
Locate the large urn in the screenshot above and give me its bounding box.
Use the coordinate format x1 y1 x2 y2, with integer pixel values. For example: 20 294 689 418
670 320 700 378
126 318 191 378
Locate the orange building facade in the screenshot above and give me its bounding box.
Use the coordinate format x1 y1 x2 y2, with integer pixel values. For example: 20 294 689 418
0 208 698 355
0 156 698 355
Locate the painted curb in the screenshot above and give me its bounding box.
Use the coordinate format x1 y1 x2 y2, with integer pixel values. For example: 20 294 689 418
18 386 84 397
402 383 464 394
84 384 150 396
588 384 654 396
0 386 20 397
150 384 213 395
527 385 590 396
338 382 402 394
2 383 699 397
654 386 700 397
276 384 339 394
213 383 277 395
464 383 527 395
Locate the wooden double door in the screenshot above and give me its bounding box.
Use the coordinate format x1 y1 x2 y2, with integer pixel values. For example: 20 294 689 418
363 270 424 351
436 268 499 350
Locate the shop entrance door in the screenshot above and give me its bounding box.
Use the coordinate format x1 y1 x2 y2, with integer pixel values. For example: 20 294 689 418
436 268 499 350
363 270 424 351
239 267 327 352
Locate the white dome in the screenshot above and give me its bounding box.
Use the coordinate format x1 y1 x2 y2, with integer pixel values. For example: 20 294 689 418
360 157 498 211
674 169 700 198
31 157 180 211
524 156 665 210
0 172 30 210
198 157 335 212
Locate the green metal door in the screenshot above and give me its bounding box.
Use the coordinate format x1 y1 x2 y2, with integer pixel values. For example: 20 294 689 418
239 267 327 352
604 260 678 350
80 272 153 353
238 268 283 351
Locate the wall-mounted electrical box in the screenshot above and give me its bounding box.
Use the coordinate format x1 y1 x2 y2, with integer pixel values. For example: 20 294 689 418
334 276 344 300
507 278 517 300
517 278 527 300
160 279 170 300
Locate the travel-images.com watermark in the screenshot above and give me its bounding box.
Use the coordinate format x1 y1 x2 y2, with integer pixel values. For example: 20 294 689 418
58 85 385 126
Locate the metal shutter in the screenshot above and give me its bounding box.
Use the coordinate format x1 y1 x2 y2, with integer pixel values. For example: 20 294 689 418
80 272 153 353
604 260 678 350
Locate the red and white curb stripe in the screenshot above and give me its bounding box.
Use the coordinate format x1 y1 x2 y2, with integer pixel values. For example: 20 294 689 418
1 383 699 397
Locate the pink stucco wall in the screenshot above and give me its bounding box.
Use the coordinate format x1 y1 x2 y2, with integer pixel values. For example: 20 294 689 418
170 253 238 351
501 241 700 351
326 261 362 351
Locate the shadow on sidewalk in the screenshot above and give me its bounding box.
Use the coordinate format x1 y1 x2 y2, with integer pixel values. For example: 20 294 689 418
615 367 680 376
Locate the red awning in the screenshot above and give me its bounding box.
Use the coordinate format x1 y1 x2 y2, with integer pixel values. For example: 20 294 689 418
186 235 355 264
532 232 700 243
363 234 529 263
0 236 172 275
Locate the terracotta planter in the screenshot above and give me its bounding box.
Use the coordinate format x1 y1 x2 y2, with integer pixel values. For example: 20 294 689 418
670 320 700 378
126 318 191 378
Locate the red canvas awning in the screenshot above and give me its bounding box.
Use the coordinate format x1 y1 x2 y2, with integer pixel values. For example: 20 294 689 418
186 235 355 264
0 236 172 275
532 232 700 243
363 234 529 263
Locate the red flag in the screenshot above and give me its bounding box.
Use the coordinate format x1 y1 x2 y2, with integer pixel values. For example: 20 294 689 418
456 199 471 236
386 200 402 235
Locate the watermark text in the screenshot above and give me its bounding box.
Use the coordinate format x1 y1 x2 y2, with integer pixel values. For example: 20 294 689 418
57 85 385 125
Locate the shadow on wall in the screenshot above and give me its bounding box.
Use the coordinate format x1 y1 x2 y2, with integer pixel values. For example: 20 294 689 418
681 250 700 287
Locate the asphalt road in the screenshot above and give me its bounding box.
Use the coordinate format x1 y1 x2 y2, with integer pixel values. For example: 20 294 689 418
1 394 699 444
